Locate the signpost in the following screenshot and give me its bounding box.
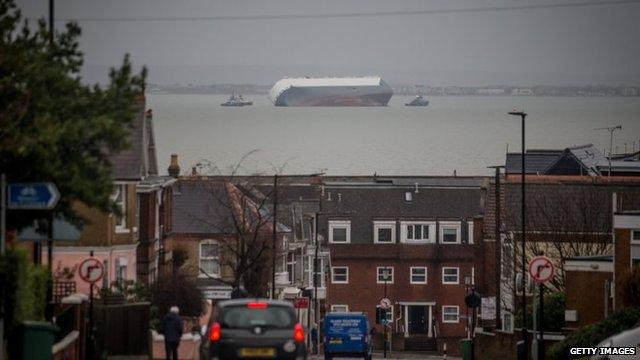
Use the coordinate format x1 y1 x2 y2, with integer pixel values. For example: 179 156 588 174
294 297 310 309
528 256 555 360
379 297 391 310
7 183 60 210
5 182 61 323
81 254 103 360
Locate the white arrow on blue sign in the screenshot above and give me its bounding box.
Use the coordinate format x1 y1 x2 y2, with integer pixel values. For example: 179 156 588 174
7 183 60 210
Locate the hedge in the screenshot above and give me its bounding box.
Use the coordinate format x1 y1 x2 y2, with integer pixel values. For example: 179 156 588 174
548 307 640 360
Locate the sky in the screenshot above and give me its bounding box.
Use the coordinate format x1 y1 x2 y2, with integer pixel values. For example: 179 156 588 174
16 0 640 86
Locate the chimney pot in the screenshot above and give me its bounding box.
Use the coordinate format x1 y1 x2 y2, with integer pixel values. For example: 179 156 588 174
168 154 180 177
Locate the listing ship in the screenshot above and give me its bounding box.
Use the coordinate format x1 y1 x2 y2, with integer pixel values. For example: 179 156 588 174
405 95 429 107
269 76 393 106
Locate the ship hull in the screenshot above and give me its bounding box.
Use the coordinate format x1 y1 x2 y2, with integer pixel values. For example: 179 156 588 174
270 78 393 107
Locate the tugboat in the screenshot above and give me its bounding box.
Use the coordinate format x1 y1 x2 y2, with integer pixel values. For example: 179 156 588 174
405 95 429 107
221 91 253 107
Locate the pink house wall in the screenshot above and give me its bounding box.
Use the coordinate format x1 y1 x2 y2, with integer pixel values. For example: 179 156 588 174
43 246 138 294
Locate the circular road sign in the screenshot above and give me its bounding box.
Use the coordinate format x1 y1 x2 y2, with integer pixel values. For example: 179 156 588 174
379 298 391 309
79 257 104 284
528 256 555 284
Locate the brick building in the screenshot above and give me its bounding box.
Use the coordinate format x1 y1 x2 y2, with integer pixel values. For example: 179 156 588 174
319 176 487 350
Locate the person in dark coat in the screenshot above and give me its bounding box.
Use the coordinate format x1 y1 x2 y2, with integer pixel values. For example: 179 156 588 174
161 306 183 360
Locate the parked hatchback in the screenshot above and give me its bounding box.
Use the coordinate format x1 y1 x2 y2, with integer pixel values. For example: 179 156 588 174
201 298 307 360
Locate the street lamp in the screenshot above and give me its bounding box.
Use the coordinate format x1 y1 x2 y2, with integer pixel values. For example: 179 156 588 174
508 110 528 359
381 266 392 359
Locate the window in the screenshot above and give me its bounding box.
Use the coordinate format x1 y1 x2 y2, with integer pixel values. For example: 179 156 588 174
632 230 640 243
442 267 459 284
400 222 435 243
440 222 461 244
502 313 514 332
329 220 351 243
374 221 396 243
468 223 474 244
112 184 127 229
405 192 413 202
377 267 394 284
331 304 349 313
305 257 325 288
116 258 127 286
442 306 459 323
410 267 427 284
286 253 295 284
200 240 220 277
331 267 349 284
516 272 533 295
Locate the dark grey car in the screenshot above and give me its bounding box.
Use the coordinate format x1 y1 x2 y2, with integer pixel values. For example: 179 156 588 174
201 298 307 360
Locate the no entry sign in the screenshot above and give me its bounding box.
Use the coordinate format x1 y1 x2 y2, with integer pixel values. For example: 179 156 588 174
528 256 555 284
79 257 104 284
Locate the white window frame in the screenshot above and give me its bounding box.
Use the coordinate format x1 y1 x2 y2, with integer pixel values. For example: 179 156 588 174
631 229 640 244
442 267 460 284
331 266 349 284
410 267 428 284
329 220 351 244
468 222 474 244
442 306 460 323
502 312 514 333
112 183 127 232
400 221 435 244
199 240 221 278
286 252 295 284
439 221 462 244
331 304 349 313
374 221 396 244
306 256 325 288
377 266 394 284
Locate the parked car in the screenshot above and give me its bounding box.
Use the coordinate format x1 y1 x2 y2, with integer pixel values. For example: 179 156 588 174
592 324 640 360
323 312 372 360
200 298 307 360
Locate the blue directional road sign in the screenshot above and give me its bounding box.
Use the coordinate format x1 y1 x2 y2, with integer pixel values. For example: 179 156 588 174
8 183 60 210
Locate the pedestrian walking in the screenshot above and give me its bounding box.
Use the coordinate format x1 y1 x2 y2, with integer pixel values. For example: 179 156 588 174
310 324 318 354
161 306 183 360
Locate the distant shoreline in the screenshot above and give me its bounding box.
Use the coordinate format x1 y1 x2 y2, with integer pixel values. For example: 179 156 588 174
149 85 640 97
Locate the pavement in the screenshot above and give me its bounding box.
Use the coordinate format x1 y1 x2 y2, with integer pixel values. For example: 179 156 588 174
310 351 461 360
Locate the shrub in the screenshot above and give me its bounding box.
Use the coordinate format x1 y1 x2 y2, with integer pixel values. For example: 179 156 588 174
547 307 640 360
149 271 203 320
515 291 565 332
619 266 640 308
0 247 49 332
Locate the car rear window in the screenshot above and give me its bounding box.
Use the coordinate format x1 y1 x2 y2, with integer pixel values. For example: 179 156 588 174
221 305 295 329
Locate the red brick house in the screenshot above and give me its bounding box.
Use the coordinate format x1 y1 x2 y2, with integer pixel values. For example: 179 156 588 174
319 176 487 351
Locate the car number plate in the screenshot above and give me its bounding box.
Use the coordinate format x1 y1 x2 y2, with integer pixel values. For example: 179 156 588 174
238 347 276 357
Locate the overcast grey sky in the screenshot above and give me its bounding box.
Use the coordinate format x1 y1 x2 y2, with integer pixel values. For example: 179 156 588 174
17 0 640 86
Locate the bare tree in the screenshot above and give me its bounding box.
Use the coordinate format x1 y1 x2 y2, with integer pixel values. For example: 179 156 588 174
179 153 291 297
500 181 613 313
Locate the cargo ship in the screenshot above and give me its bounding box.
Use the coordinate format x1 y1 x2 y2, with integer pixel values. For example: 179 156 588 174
269 76 393 106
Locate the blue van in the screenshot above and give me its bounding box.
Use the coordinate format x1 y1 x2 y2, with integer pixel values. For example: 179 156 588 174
323 312 372 360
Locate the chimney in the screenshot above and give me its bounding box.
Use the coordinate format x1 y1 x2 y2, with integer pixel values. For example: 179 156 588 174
168 154 180 178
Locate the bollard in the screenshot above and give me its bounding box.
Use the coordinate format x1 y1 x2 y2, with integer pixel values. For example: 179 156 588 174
443 342 448 359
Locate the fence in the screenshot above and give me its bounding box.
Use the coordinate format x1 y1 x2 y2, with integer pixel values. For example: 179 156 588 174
95 302 151 356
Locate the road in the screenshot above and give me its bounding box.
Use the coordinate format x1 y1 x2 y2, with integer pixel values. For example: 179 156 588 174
310 351 460 360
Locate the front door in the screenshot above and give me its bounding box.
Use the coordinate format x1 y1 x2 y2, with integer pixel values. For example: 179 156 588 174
408 306 427 334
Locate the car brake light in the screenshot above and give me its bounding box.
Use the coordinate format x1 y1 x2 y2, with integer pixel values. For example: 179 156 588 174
209 322 221 342
294 323 305 343
247 302 268 309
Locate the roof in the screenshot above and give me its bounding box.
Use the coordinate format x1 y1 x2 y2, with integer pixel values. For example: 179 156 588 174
109 97 158 180
324 176 486 188
171 179 290 235
505 150 564 174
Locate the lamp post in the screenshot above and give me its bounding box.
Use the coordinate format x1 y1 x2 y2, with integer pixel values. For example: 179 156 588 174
508 110 528 359
382 266 391 359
